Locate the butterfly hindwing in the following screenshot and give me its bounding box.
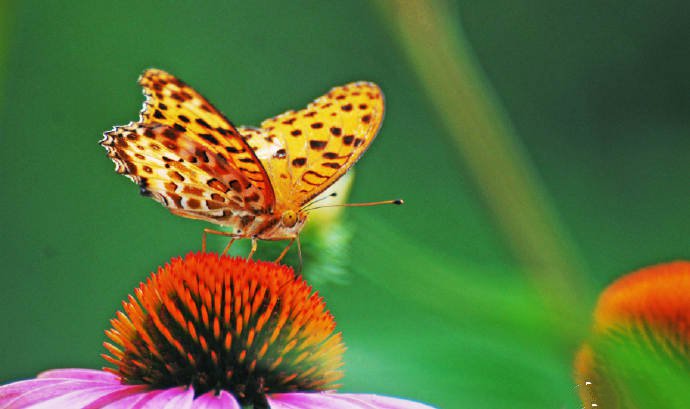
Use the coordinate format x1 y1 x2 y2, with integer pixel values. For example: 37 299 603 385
101 123 265 224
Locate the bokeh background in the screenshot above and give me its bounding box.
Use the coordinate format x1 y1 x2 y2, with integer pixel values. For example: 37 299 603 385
1 1 688 408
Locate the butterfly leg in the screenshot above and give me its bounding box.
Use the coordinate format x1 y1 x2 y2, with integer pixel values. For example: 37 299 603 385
274 238 296 264
221 238 237 256
202 228 237 253
247 237 258 260
296 235 303 274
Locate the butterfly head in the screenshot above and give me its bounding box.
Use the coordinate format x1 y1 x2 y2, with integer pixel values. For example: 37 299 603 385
281 210 307 229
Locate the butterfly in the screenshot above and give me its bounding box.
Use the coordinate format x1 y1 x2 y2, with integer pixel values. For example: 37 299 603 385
101 69 400 261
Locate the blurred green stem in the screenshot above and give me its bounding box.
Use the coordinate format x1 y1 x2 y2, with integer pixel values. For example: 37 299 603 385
376 1 590 320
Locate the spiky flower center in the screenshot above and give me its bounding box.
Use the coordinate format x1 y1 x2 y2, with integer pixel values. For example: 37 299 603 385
103 253 344 406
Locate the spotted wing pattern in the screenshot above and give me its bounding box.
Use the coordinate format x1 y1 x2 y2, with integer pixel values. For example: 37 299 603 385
137 69 274 209
237 126 292 205
248 82 384 207
102 123 258 225
101 69 275 223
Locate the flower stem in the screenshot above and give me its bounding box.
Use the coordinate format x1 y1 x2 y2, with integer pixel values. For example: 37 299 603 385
375 0 591 320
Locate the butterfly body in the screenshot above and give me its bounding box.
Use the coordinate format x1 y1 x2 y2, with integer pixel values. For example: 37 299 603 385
171 206 307 241
101 69 384 245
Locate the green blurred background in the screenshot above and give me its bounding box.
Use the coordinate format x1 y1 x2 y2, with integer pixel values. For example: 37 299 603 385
0 1 688 408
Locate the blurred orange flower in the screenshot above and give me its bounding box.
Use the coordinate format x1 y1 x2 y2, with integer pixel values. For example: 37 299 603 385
575 261 690 408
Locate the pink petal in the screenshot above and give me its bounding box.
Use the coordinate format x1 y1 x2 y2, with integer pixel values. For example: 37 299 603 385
19 385 137 409
98 389 165 409
81 385 150 409
139 386 194 409
0 379 119 409
193 390 240 409
334 395 437 409
268 393 437 409
37 369 120 383
0 379 72 404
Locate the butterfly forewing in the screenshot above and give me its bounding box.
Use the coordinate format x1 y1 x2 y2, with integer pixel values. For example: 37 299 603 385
258 82 384 207
137 69 275 211
101 69 276 224
238 126 293 205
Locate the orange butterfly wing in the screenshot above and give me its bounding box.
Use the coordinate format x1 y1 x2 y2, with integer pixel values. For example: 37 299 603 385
237 126 292 205
101 69 275 223
246 82 384 208
101 123 246 223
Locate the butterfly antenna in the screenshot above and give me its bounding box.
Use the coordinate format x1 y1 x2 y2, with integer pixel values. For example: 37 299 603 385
305 199 403 212
301 192 338 211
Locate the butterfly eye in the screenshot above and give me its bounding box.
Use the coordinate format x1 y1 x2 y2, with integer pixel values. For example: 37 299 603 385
281 211 297 227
